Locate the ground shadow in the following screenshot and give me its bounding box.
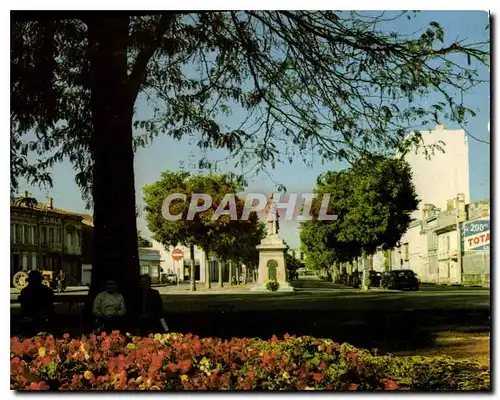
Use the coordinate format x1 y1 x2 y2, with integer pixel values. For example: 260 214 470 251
10 304 490 357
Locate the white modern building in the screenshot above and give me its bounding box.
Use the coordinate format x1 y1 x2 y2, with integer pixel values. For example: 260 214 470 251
403 124 470 217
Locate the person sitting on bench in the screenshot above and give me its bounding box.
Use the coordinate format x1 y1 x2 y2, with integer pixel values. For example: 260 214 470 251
137 274 166 336
92 279 126 333
19 270 54 336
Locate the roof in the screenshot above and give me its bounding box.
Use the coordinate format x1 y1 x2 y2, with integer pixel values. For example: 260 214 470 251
138 247 160 254
435 223 456 234
10 201 93 225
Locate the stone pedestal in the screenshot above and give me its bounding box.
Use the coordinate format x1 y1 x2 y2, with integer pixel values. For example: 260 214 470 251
251 234 294 292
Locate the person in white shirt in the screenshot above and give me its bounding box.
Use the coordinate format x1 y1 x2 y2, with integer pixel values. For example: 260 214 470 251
92 279 126 332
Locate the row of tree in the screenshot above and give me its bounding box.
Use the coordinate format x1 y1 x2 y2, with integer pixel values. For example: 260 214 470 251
300 156 419 279
142 172 266 291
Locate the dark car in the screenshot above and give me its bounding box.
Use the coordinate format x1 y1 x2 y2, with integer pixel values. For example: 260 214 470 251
369 271 382 288
381 269 419 291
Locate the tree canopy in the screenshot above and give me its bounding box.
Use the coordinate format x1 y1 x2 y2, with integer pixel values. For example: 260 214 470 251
143 171 265 288
300 155 418 267
11 12 489 198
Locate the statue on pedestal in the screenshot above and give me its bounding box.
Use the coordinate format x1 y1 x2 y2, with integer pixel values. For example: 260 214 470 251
263 194 279 236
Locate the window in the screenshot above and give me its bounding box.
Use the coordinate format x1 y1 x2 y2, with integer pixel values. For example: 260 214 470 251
16 225 22 243
24 225 29 244
140 265 150 275
49 227 54 245
33 226 38 244
67 232 72 247
41 227 47 245
11 224 15 243
22 254 28 270
446 236 450 251
55 228 61 244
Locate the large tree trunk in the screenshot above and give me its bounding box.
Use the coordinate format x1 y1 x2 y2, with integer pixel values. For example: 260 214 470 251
86 17 141 316
190 244 196 291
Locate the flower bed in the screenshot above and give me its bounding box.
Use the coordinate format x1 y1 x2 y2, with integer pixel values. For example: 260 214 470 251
10 332 490 391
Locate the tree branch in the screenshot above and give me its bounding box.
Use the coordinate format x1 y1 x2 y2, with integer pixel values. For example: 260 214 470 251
128 14 175 105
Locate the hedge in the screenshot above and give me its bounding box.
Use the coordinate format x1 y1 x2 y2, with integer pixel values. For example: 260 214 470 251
10 332 490 391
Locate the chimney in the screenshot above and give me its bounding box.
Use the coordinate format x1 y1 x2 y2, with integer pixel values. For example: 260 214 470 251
46 196 53 209
456 193 466 221
422 203 434 219
446 199 454 212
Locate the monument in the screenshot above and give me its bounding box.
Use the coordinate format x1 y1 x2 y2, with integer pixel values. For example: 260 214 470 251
251 194 294 292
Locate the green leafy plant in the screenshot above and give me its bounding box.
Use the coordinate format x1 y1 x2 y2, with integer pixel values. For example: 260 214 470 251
265 280 280 292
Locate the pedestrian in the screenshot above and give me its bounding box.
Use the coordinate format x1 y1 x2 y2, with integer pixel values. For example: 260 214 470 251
137 274 168 336
19 270 54 336
92 279 126 333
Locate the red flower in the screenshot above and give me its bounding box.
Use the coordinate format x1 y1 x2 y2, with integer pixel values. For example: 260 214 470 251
27 381 49 391
167 362 178 373
313 373 323 382
382 379 398 391
178 359 192 373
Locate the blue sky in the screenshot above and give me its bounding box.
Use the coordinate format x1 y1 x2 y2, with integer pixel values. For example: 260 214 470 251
18 11 490 249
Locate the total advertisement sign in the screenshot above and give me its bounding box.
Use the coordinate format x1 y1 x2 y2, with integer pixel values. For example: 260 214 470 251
462 219 490 251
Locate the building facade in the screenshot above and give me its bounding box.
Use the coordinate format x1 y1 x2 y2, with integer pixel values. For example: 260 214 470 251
381 195 489 285
10 195 90 285
138 248 163 283
151 241 249 284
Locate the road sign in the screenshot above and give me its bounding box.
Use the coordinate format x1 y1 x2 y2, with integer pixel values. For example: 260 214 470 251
172 248 184 261
462 219 490 251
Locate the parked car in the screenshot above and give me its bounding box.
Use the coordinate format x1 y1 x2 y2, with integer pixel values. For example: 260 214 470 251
161 273 178 285
369 271 382 288
381 269 419 291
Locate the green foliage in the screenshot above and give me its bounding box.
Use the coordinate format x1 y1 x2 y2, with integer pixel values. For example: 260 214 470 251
300 155 418 265
10 333 489 391
285 253 302 272
11 12 489 199
142 171 265 266
265 280 280 292
137 232 152 248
